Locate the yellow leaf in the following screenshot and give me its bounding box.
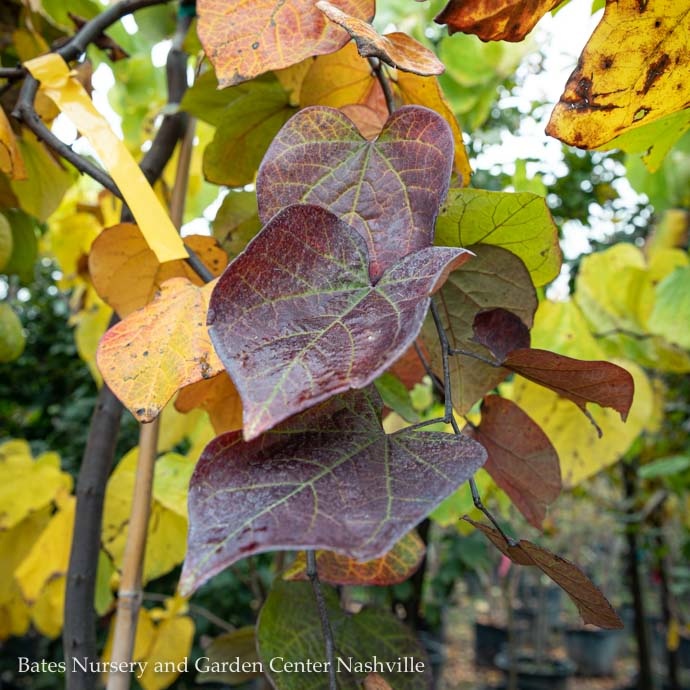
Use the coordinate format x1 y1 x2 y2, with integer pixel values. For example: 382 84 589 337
394 71 472 184
0 440 72 530
24 54 186 263
0 508 51 640
15 496 75 604
102 449 188 583
102 606 156 665
30 576 65 638
89 224 228 317
0 108 26 180
153 453 195 520
546 0 690 152
300 43 385 113
97 277 224 423
71 286 113 384
157 400 207 454
138 615 194 690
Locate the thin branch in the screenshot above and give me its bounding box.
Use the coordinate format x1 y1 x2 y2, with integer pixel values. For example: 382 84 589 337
0 66 26 80
306 552 337 690
429 299 516 546
368 57 396 116
56 0 174 63
448 345 502 368
413 340 444 395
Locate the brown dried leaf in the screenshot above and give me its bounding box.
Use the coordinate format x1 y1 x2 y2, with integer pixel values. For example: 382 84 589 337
467 518 624 629
317 1 444 76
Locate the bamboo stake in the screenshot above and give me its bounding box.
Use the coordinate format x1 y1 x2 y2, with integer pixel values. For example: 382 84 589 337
106 416 160 690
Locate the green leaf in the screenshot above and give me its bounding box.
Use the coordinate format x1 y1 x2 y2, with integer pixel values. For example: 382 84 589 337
599 106 690 173
647 265 690 350
181 72 295 187
197 627 262 685
212 190 262 259
1 209 38 284
435 188 561 286
257 580 432 689
374 373 419 423
639 455 690 480
10 134 75 221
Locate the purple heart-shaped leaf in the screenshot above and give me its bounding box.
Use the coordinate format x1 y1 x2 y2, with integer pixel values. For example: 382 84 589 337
179 387 486 595
256 105 454 281
208 204 469 440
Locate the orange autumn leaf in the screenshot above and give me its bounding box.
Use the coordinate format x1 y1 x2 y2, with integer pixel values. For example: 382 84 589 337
97 277 224 422
0 108 27 180
89 224 227 317
175 372 243 434
339 104 387 139
316 1 444 76
283 532 425 586
197 0 374 87
394 71 472 184
434 0 562 42
363 674 394 690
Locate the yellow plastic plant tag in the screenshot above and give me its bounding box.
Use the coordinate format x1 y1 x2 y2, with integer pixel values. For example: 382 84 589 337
25 53 187 263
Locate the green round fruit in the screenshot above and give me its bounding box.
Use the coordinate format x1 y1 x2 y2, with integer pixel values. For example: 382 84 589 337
0 303 26 363
0 214 12 272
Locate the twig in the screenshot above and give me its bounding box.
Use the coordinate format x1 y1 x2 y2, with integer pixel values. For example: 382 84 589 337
306 552 338 690
448 345 502 368
593 328 652 340
56 0 174 64
413 340 444 395
142 593 235 634
429 300 516 546
368 57 396 116
106 417 160 690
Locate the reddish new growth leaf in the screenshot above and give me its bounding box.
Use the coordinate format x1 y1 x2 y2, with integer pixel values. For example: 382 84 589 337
434 0 562 41
466 519 623 629
197 0 374 87
470 311 635 426
284 532 425 585
472 308 530 362
209 204 469 440
472 395 560 529
316 1 445 76
180 387 487 595
257 105 454 281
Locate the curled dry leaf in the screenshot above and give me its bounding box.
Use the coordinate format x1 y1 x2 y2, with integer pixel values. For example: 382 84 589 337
434 0 562 41
472 395 560 529
317 1 444 76
466 518 624 629
97 277 224 422
179 387 486 594
89 223 227 317
283 531 426 586
208 204 468 440
196 0 374 87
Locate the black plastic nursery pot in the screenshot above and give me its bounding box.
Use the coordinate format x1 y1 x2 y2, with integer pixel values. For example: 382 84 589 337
474 620 508 668
565 626 625 676
495 653 576 690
